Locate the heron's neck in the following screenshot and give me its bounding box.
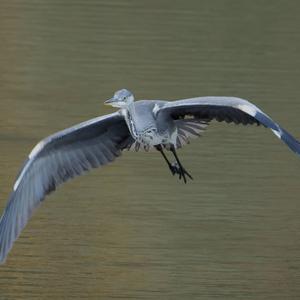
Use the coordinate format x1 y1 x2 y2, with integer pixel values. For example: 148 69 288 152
126 102 137 119
121 102 138 138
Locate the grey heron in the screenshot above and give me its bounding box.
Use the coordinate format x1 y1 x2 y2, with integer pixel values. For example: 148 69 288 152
0 88 299 263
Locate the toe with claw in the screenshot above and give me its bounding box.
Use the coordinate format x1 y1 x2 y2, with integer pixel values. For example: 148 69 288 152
169 162 193 183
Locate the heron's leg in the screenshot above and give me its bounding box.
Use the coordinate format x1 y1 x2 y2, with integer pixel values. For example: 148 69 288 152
170 145 193 183
155 145 180 176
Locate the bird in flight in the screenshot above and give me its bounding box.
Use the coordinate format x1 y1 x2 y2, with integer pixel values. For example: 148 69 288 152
0 88 299 263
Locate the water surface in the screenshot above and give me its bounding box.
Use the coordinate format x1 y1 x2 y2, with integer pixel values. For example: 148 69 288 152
0 1 300 299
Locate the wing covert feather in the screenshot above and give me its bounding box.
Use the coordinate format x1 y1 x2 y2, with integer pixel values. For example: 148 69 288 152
158 96 300 154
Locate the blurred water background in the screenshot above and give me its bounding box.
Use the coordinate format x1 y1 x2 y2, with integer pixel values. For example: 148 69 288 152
0 0 300 299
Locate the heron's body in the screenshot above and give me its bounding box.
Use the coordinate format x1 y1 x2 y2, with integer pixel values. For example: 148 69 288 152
120 100 175 149
0 88 299 263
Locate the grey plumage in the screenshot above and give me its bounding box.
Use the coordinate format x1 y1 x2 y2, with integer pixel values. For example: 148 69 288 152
0 112 133 263
0 89 299 263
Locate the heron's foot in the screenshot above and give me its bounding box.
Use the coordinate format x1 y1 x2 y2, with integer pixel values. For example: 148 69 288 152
169 162 180 175
169 162 193 183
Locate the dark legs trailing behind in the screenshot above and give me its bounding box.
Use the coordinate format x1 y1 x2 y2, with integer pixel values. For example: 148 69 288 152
155 145 193 183
170 145 193 183
155 145 179 177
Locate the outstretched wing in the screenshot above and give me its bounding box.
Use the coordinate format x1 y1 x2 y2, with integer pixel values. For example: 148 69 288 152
157 96 300 154
0 112 133 263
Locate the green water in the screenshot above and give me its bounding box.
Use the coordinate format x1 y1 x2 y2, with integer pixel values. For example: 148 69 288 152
0 1 300 299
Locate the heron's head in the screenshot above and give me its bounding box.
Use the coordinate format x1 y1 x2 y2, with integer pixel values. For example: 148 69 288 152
105 89 134 108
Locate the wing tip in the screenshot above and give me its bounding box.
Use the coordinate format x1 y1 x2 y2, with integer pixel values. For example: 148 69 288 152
252 109 300 155
271 125 300 155
280 128 300 155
